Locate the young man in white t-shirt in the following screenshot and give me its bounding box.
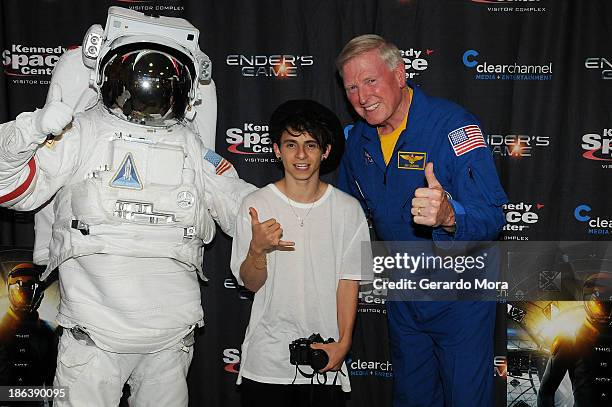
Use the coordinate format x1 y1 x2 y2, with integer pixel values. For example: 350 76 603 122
230 100 373 407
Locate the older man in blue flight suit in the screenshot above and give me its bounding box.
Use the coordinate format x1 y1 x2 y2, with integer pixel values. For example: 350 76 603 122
335 35 507 406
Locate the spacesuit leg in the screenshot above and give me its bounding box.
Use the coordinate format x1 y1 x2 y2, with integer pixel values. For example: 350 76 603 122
430 301 496 407
127 334 194 407
53 329 129 407
387 301 444 407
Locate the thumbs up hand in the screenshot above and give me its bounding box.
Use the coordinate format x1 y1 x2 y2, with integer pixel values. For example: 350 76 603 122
33 83 74 137
248 207 295 255
412 162 456 229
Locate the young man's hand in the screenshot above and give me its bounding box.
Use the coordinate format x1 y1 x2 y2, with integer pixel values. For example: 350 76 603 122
248 207 294 254
310 340 351 373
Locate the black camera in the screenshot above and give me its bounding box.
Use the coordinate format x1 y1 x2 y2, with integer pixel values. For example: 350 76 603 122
289 333 335 372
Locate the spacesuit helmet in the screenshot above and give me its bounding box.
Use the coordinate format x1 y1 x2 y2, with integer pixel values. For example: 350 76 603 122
82 7 211 126
6 263 44 314
582 272 612 327
99 44 193 126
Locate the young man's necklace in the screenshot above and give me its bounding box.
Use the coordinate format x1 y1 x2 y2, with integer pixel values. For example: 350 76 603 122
287 199 315 227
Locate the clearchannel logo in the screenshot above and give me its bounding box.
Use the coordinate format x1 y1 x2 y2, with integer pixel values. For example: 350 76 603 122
2 44 68 84
400 48 434 80
487 134 550 158
226 54 313 78
469 0 546 13
574 204 612 236
502 202 544 241
462 50 552 81
582 129 612 168
347 356 392 379
585 57 612 80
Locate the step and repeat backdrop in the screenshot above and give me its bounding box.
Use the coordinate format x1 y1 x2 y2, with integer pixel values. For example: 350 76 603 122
1 1 611 406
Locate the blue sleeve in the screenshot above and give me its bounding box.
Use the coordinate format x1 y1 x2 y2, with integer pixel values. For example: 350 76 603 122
433 120 507 242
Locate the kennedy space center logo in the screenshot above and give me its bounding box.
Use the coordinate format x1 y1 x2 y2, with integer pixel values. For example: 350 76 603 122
2 44 68 85
113 0 185 12
222 348 241 374
469 0 546 13
358 280 387 316
226 54 314 78
582 129 612 168
225 122 272 154
400 48 434 80
502 202 544 241
225 122 280 164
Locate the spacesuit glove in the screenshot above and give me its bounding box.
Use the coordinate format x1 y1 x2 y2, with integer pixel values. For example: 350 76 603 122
33 83 74 138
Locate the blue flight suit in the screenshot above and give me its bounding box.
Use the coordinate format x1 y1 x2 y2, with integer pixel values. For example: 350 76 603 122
337 85 507 407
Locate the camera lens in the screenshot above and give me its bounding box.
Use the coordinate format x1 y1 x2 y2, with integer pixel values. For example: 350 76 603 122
310 349 329 371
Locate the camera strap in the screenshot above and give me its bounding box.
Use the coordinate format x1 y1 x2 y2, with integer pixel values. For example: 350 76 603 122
291 365 346 386
332 368 347 385
292 365 319 384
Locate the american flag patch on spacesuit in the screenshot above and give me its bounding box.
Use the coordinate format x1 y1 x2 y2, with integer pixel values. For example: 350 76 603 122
203 150 233 175
447 125 486 157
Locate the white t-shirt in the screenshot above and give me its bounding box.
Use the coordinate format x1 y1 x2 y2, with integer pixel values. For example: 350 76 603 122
231 183 373 392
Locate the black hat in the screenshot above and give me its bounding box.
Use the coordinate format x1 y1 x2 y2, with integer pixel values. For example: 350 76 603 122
269 99 345 173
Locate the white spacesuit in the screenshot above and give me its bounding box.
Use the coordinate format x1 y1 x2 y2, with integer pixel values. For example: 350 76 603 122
0 7 255 406
32 20 218 267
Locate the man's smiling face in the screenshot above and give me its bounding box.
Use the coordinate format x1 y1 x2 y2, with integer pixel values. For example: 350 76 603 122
341 49 406 133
